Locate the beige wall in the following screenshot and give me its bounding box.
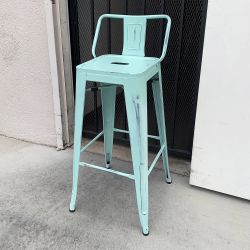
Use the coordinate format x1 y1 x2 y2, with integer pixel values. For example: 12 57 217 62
0 1 57 146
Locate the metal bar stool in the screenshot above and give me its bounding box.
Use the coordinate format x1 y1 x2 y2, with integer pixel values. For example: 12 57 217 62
69 14 172 236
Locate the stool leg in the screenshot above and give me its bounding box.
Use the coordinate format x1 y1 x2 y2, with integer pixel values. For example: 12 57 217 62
69 70 86 212
152 70 172 184
101 85 116 169
124 81 149 235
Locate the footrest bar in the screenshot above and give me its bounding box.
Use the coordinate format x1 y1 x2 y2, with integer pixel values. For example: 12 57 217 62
148 145 165 175
80 131 104 152
79 162 135 180
113 128 160 140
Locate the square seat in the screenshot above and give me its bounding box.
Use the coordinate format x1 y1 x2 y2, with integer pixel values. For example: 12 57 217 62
78 54 159 76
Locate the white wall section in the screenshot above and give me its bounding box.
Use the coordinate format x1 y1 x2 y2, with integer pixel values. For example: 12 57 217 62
190 0 250 199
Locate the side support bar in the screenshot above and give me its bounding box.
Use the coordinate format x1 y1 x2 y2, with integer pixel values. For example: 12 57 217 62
148 145 165 175
80 131 104 152
79 128 164 178
113 128 160 140
79 162 135 180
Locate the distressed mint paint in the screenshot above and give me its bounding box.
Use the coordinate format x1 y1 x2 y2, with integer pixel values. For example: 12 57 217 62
70 14 172 235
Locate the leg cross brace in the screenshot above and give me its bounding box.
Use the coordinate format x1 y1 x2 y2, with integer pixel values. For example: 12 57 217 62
79 128 164 180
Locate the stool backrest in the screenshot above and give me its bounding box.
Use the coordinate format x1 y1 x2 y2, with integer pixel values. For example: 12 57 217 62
92 14 171 62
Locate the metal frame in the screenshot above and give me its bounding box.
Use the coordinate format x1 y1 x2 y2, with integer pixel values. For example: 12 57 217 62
80 128 163 179
92 14 171 63
69 14 172 235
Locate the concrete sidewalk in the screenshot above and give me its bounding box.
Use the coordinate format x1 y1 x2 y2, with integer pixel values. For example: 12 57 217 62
0 135 249 250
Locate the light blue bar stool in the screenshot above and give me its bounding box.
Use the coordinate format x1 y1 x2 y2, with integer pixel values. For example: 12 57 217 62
69 14 172 236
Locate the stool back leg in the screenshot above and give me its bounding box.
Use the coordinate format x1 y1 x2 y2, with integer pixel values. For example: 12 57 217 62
152 70 172 183
70 70 86 212
101 85 116 169
124 80 149 235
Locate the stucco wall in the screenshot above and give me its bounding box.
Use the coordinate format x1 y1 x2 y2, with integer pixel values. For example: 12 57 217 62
0 1 57 146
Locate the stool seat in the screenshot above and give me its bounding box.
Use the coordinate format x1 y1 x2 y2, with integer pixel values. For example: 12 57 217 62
78 55 159 76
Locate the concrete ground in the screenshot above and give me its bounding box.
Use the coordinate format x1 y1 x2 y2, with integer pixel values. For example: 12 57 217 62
0 135 249 250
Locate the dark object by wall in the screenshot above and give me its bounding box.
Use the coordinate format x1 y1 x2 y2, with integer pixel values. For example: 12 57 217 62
68 0 208 159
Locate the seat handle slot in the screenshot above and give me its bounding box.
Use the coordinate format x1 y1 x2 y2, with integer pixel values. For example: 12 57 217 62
111 62 129 65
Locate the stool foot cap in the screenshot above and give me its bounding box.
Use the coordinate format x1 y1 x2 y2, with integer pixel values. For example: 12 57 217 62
106 161 111 169
166 177 172 184
142 231 149 236
69 209 75 213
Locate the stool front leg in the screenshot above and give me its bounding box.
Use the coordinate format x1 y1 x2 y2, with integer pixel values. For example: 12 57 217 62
124 81 149 235
101 85 116 169
70 70 86 212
